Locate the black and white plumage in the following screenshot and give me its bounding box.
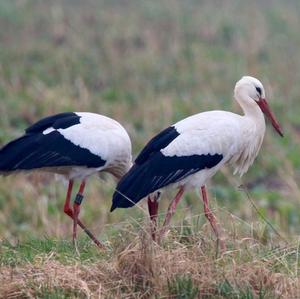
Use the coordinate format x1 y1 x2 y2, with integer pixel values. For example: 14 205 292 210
0 112 132 247
111 125 223 209
111 76 283 249
0 112 132 179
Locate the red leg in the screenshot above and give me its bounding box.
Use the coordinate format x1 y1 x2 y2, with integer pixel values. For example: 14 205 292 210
63 180 74 217
201 185 226 252
63 180 105 249
159 187 185 240
73 180 86 244
147 193 160 241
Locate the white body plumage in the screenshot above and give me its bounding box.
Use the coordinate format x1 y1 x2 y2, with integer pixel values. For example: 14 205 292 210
162 109 265 190
50 112 132 180
0 112 132 181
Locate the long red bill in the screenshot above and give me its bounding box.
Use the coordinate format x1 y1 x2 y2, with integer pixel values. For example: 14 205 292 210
257 98 284 137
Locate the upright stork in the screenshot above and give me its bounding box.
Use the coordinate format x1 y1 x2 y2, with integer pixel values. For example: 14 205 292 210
0 112 132 248
111 76 283 249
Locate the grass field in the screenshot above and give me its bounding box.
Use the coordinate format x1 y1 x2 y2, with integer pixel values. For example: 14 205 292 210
1 0 300 297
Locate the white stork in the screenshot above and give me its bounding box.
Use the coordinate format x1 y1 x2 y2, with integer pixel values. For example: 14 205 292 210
111 76 283 250
0 112 132 248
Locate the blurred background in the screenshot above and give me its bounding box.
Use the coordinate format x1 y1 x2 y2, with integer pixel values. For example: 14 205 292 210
0 0 299 243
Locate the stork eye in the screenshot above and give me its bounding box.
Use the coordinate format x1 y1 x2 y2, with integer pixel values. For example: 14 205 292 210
255 86 262 96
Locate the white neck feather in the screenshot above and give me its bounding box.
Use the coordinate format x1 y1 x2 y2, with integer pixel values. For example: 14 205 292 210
231 94 266 176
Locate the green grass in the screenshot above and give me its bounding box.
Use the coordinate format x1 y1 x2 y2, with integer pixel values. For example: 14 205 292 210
217 280 256 299
0 238 107 267
1 0 300 297
168 275 199 299
33 288 82 299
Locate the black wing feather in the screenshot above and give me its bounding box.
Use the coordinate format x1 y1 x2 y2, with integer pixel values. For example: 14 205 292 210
0 113 105 171
25 112 80 133
135 126 179 164
111 152 223 211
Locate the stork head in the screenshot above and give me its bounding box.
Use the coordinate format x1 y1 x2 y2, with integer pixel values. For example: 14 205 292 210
234 76 283 137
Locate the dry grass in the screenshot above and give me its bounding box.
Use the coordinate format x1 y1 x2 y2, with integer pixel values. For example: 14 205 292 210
1 221 300 299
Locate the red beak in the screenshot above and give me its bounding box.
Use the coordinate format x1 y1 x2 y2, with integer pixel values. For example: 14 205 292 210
257 98 284 137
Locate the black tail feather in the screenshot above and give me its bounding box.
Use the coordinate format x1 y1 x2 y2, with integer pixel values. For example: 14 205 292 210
0 134 38 172
111 164 151 211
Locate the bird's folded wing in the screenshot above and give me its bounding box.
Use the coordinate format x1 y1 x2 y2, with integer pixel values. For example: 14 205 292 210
111 151 223 210
135 126 179 165
0 131 106 171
